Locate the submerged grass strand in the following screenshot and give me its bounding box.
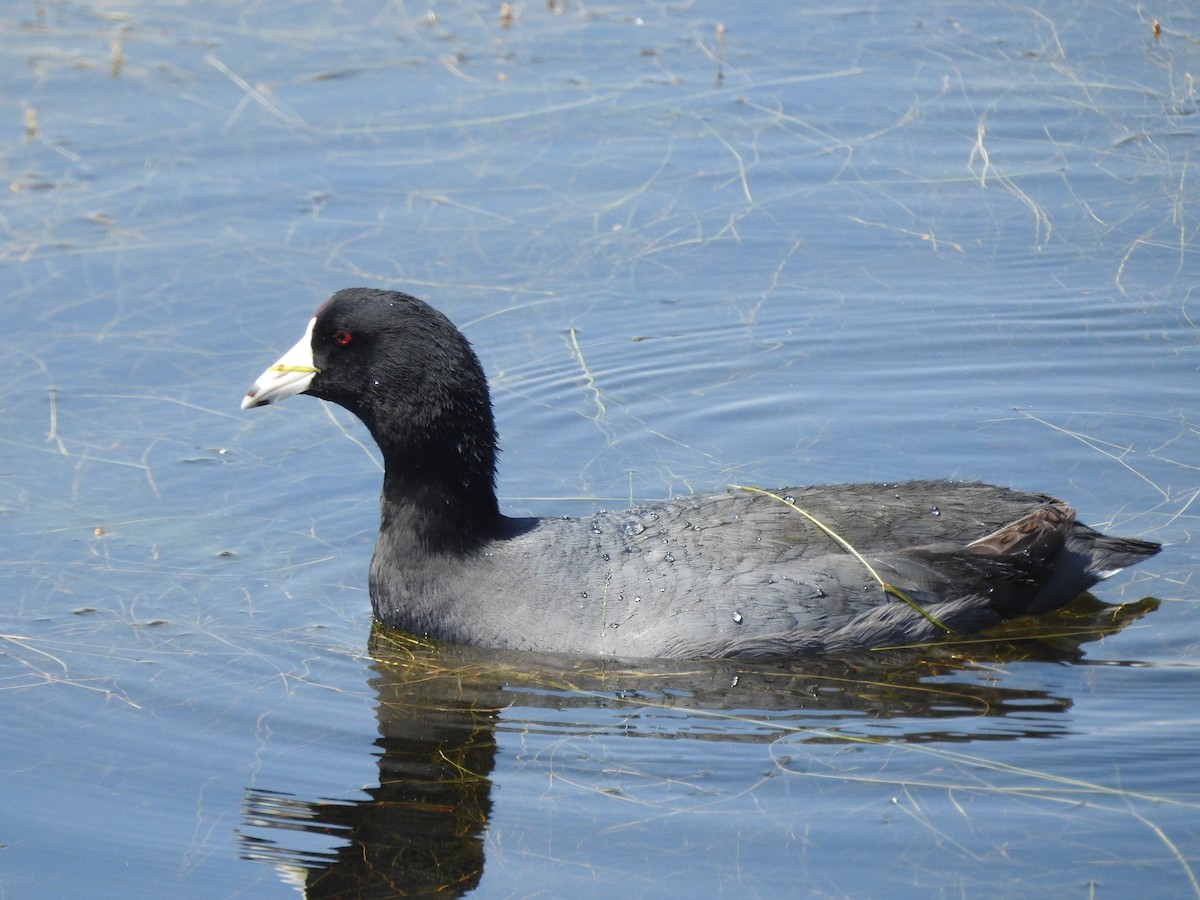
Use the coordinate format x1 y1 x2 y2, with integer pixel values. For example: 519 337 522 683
731 484 955 635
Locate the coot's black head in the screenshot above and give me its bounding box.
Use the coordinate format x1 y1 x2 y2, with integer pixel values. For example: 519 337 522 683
243 288 500 528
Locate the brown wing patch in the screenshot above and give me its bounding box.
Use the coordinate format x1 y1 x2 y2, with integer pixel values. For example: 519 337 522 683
966 503 1075 558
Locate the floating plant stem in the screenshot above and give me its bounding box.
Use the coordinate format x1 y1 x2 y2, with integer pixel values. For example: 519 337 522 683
715 23 725 86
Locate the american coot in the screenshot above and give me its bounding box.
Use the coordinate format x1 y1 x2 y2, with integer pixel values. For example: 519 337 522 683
242 288 1160 659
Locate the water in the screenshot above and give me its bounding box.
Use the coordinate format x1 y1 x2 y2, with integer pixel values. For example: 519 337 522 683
2 1 1197 897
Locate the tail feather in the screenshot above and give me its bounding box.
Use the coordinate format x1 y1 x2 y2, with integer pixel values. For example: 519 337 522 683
1072 528 1162 580
1023 524 1161 615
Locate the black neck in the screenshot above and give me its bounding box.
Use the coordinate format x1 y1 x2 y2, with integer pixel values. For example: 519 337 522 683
379 459 502 554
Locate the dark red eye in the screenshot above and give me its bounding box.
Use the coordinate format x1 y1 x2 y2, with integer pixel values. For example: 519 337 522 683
334 328 353 346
